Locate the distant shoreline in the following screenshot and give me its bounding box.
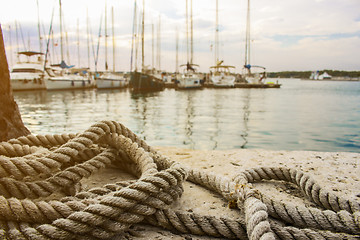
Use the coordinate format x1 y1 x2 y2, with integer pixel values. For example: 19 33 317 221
300 78 360 82
268 70 360 79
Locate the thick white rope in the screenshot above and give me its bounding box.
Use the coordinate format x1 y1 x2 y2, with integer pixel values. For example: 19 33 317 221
0 120 358 239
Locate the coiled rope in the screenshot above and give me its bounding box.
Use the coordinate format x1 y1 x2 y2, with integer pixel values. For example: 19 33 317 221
0 120 358 239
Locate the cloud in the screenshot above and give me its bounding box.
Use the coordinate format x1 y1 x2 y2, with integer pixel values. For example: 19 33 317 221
2 0 360 72
270 31 360 47
252 34 360 71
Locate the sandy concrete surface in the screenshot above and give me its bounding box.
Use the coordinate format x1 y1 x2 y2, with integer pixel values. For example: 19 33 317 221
82 147 360 239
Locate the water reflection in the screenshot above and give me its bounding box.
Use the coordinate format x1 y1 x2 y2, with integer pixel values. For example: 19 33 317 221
241 89 251 148
12 88 259 150
131 92 150 138
13 79 360 152
183 92 195 148
173 89 250 149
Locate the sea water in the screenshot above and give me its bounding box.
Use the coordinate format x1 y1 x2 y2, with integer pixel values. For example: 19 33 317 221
13 78 360 152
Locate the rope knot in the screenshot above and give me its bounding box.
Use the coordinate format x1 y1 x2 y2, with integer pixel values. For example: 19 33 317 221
229 183 253 209
234 183 251 201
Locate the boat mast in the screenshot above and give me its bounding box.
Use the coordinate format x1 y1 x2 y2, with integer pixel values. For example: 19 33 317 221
18 22 27 52
112 6 115 72
245 0 251 71
8 25 13 66
190 0 193 65
65 27 70 64
176 27 179 73
51 27 56 63
141 0 145 72
157 15 161 71
77 18 80 67
152 23 154 71
36 0 42 53
43 6 55 71
27 32 31 51
105 1 108 71
215 0 219 65
59 0 64 61
135 12 141 71
86 8 90 69
15 21 19 61
95 14 103 73
185 0 189 63
130 0 137 72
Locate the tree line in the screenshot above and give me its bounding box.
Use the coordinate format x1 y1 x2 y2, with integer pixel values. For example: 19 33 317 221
267 70 360 79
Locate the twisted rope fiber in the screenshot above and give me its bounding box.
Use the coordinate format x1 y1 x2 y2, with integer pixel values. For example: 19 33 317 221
232 167 360 235
0 121 358 239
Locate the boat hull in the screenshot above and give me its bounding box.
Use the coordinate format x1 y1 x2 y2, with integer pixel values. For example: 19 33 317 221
210 75 236 88
96 79 127 89
46 77 95 90
96 72 128 89
10 76 46 91
176 79 203 89
10 56 46 91
130 71 164 92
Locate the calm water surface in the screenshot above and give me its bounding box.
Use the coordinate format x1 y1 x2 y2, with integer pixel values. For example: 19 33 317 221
13 79 360 152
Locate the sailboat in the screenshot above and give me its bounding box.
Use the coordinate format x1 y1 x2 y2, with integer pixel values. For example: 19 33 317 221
242 0 263 84
10 51 47 91
96 5 128 89
10 2 47 91
129 0 164 93
45 0 95 90
176 0 203 90
242 0 280 88
209 0 236 88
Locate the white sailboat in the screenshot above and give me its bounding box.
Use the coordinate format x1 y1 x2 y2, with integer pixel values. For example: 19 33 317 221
209 0 236 88
96 4 128 89
210 63 236 87
45 64 94 90
10 1 47 91
243 0 267 84
176 0 202 89
45 0 95 90
10 51 47 90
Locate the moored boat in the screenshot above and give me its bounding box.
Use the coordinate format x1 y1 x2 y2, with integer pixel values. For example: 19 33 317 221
10 51 46 91
44 0 95 91
176 63 203 89
243 64 267 84
129 0 165 93
45 64 95 90
209 0 236 88
96 4 128 89
176 0 202 90
130 70 164 92
210 63 236 88
242 0 281 88
96 72 128 89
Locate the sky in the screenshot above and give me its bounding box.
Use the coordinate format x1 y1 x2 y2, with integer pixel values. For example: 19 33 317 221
1 0 360 73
